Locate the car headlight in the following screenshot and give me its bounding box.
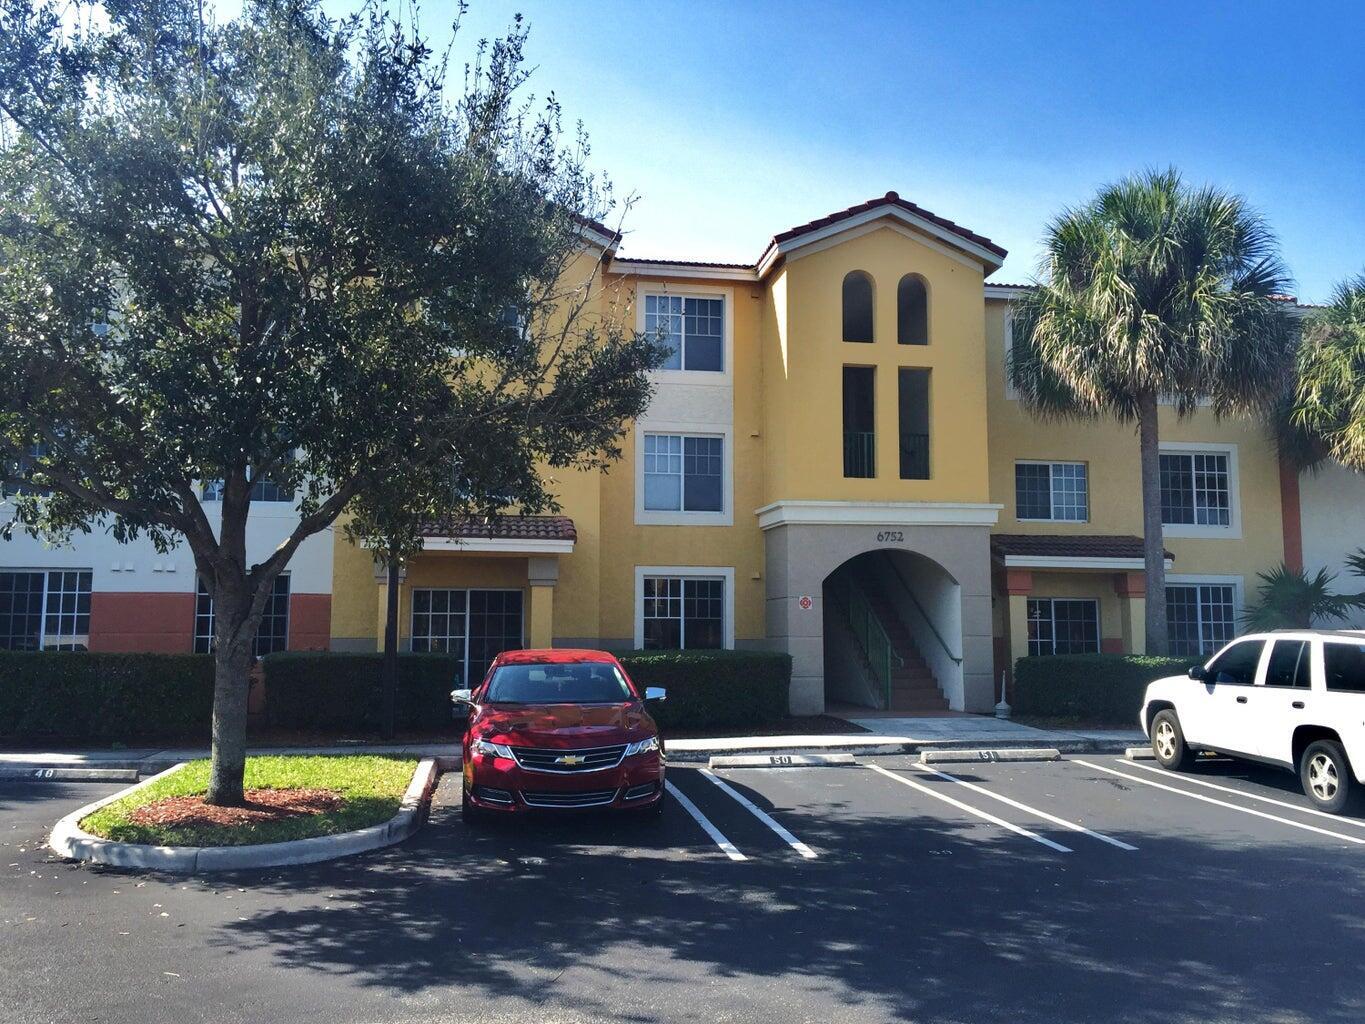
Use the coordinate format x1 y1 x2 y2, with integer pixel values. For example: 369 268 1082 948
624 735 660 757
472 738 514 759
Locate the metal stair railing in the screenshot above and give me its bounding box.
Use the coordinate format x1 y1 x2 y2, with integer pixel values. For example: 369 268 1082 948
830 575 904 709
884 559 963 666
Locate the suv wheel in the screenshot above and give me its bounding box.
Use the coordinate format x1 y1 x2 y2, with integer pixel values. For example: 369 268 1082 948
1151 709 1194 770
1300 739 1355 814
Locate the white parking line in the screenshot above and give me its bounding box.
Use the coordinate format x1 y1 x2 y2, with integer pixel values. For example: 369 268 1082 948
665 781 747 861
701 769 818 859
864 764 1072 853
908 763 1138 851
1074 759 1365 846
1125 759 1365 830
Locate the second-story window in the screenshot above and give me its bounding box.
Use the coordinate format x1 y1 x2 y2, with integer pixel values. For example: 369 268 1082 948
643 433 723 513
1160 451 1230 527
843 366 876 478
644 294 723 371
1015 461 1088 521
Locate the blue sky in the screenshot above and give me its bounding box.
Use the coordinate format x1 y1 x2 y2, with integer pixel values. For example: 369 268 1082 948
239 1 1365 301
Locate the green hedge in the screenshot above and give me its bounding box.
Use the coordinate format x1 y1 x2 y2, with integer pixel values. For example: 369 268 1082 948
617 650 791 731
0 651 215 743
1013 654 1199 726
260 652 460 733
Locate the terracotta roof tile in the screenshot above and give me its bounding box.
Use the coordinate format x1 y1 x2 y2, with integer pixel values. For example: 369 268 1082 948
421 515 577 542
991 533 1173 561
609 256 755 270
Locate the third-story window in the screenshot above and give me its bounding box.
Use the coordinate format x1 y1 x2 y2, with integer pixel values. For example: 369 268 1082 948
897 275 928 345
1165 583 1235 656
1026 598 1100 656
642 576 724 650
897 368 930 479
842 271 874 343
1160 451 1230 527
843 366 876 478
1015 461 1088 521
643 434 723 512
644 294 724 371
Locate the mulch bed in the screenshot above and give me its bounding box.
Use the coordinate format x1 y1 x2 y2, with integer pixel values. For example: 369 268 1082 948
126 788 344 829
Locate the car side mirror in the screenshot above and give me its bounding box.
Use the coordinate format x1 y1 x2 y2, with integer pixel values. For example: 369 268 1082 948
1187 665 1208 682
451 688 473 705
645 686 667 703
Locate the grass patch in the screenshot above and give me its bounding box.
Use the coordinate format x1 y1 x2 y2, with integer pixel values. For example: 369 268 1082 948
80 755 418 847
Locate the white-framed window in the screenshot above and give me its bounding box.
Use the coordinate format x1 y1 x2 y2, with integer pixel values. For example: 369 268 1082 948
410 588 524 687
1026 598 1100 656
643 433 723 513
634 566 735 650
1015 461 1088 522
1159 444 1240 536
1165 579 1240 657
644 293 724 372
0 569 92 650
194 574 291 656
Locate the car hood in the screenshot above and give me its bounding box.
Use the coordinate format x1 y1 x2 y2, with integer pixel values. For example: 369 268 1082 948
473 702 655 748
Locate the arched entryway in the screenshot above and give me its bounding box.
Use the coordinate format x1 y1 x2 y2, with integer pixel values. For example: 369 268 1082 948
821 550 962 712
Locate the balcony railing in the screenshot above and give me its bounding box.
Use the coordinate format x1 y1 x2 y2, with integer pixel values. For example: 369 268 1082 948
899 432 930 480
843 431 875 478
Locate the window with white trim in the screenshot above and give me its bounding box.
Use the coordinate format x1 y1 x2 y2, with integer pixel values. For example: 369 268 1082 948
1015 461 1088 522
642 576 724 650
410 588 524 687
0 570 91 650
194 575 291 656
644 294 724 371
1160 451 1230 527
643 433 723 512
201 471 294 503
1026 598 1099 656
1165 583 1236 657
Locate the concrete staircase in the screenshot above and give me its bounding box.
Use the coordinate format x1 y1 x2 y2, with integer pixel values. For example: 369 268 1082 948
861 581 949 712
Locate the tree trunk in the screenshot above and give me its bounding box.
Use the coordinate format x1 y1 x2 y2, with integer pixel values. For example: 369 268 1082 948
381 558 400 740
206 626 254 807
1138 391 1169 655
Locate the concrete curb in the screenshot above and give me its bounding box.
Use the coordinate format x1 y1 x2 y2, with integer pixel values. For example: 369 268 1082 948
49 758 439 873
0 766 141 782
666 737 1138 763
1124 747 1157 760
920 748 1062 765
708 753 859 769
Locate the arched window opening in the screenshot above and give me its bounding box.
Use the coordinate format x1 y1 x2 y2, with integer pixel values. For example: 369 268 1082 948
842 271 874 343
897 274 928 345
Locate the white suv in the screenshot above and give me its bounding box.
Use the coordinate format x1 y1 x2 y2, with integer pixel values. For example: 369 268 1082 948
1140 630 1365 813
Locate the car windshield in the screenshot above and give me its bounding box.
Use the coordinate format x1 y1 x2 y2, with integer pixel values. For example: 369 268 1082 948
483 662 635 704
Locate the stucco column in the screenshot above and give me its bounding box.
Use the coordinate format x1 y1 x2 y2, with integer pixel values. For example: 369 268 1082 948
1114 572 1146 655
527 556 559 650
1004 569 1033 670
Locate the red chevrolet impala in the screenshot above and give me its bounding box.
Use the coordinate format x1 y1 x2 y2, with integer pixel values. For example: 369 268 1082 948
452 649 667 822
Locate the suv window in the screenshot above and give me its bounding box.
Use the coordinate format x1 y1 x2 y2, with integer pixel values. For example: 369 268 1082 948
1323 642 1365 694
1206 640 1263 686
1263 639 1310 689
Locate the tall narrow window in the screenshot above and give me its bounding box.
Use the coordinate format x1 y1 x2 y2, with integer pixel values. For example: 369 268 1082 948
842 271 874 343
897 275 928 345
897 368 930 479
843 366 876 478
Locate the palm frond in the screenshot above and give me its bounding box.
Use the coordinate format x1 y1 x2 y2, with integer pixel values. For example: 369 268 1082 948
1241 563 1365 631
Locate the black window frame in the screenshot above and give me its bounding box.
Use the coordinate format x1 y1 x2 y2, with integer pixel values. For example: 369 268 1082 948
1026 598 1100 656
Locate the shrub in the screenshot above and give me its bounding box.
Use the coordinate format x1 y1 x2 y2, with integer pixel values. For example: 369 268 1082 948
261 652 459 733
1012 654 1199 726
0 651 215 743
616 650 791 731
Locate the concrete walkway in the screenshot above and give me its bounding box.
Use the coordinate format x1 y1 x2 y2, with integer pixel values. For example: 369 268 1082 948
1 717 1145 772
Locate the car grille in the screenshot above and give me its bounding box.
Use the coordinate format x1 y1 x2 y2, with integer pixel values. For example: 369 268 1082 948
521 788 619 809
509 744 627 773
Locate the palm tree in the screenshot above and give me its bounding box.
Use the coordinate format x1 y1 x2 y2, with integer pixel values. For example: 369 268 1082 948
1291 274 1365 469
1241 564 1365 631
1011 169 1296 654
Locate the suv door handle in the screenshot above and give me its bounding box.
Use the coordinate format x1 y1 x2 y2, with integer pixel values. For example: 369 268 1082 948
1236 695 1248 704
1292 700 1306 710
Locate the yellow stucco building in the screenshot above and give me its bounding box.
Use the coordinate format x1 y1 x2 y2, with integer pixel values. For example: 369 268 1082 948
328 192 1318 715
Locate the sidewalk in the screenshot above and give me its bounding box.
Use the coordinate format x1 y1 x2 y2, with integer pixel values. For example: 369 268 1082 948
1 717 1145 773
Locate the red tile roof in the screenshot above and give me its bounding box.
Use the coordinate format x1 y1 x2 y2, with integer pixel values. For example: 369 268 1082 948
764 191 1008 262
609 257 754 270
421 515 577 542
991 534 1173 562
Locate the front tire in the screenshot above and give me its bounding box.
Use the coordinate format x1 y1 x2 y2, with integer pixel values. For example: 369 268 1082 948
1151 709 1195 770
461 783 487 826
1300 740 1356 814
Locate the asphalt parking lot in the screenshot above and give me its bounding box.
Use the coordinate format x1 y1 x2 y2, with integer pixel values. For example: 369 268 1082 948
3 754 1363 1024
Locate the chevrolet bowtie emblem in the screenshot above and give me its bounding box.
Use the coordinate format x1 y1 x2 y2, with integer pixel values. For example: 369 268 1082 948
556 754 585 766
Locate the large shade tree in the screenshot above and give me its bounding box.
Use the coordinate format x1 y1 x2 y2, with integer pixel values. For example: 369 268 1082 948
0 0 665 804
1010 169 1295 654
1290 274 1365 469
